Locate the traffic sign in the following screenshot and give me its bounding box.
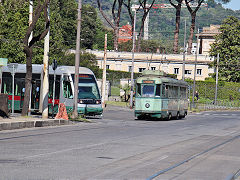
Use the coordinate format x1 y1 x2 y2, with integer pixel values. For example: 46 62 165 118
7 63 18 75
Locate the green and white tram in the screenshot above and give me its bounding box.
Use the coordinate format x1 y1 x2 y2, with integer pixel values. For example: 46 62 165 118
135 70 188 120
1 64 103 116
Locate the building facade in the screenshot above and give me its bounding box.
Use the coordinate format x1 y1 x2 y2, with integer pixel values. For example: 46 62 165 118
88 50 214 81
198 25 221 55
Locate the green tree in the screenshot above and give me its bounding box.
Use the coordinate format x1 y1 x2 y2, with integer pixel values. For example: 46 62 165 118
59 52 101 77
81 5 98 49
57 0 77 49
93 18 114 50
0 0 28 63
210 16 240 82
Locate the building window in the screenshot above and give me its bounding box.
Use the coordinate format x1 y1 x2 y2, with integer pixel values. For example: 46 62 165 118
106 65 110 69
185 70 191 75
116 64 121 71
128 66 132 72
151 67 156 70
197 69 202 75
174 68 179 74
139 68 146 72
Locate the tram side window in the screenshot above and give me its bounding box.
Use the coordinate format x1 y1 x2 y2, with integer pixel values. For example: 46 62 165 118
63 78 73 99
155 84 161 96
180 87 187 99
2 77 12 94
162 84 169 98
15 78 24 96
167 85 178 98
168 85 173 98
164 85 169 98
137 84 141 97
173 86 178 98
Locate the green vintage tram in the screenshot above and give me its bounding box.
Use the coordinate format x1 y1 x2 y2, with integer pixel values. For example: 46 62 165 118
135 70 188 120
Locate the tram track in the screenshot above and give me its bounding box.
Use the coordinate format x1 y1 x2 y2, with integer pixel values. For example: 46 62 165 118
147 133 240 180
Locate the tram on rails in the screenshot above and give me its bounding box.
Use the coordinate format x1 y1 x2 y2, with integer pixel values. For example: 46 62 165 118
1 64 103 116
134 70 188 120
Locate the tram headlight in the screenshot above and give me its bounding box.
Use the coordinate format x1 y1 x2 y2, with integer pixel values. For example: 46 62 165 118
78 100 84 104
96 100 101 104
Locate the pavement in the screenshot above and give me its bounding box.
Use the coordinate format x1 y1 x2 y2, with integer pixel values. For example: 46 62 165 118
0 105 131 132
0 113 70 131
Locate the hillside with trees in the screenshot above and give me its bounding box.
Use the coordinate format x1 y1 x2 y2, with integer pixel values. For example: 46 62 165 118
84 0 240 52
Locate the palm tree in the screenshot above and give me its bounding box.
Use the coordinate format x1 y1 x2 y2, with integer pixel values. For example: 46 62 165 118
185 0 204 54
169 0 183 54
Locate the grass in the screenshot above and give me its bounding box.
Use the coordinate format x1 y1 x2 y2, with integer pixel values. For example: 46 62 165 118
69 115 92 123
106 101 129 107
111 86 120 96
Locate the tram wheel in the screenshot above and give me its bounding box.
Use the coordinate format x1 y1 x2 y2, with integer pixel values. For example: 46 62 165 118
137 115 144 120
176 112 180 120
167 113 172 120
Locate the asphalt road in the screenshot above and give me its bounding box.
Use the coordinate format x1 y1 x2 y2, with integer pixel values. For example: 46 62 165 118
1 107 240 180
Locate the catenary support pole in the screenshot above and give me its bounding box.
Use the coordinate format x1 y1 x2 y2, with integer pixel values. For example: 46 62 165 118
73 0 82 118
182 18 187 80
191 28 199 109
130 9 137 109
42 4 50 119
101 34 107 108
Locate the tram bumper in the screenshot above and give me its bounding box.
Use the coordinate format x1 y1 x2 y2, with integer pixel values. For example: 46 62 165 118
78 104 103 116
135 110 162 119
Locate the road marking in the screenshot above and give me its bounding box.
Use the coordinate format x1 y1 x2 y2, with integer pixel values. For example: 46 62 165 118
19 142 111 160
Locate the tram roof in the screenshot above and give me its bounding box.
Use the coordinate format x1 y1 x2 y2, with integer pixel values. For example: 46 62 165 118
136 70 188 86
2 64 94 75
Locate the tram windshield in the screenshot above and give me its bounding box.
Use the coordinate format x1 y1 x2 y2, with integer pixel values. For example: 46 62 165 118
72 74 100 99
142 85 155 97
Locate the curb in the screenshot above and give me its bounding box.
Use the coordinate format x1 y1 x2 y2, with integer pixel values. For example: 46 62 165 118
0 119 70 131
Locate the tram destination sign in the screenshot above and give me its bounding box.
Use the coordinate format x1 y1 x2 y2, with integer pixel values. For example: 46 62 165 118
142 80 154 83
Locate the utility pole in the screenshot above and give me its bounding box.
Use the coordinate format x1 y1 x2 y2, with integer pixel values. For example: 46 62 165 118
101 34 107 108
130 9 137 109
191 28 199 109
182 18 187 80
73 0 82 118
28 0 33 116
42 4 50 119
29 1 33 42
214 53 219 104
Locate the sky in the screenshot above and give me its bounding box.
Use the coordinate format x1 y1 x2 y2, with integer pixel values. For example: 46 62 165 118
222 0 240 11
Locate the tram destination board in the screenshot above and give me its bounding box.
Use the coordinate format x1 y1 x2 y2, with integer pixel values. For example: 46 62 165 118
142 80 154 83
